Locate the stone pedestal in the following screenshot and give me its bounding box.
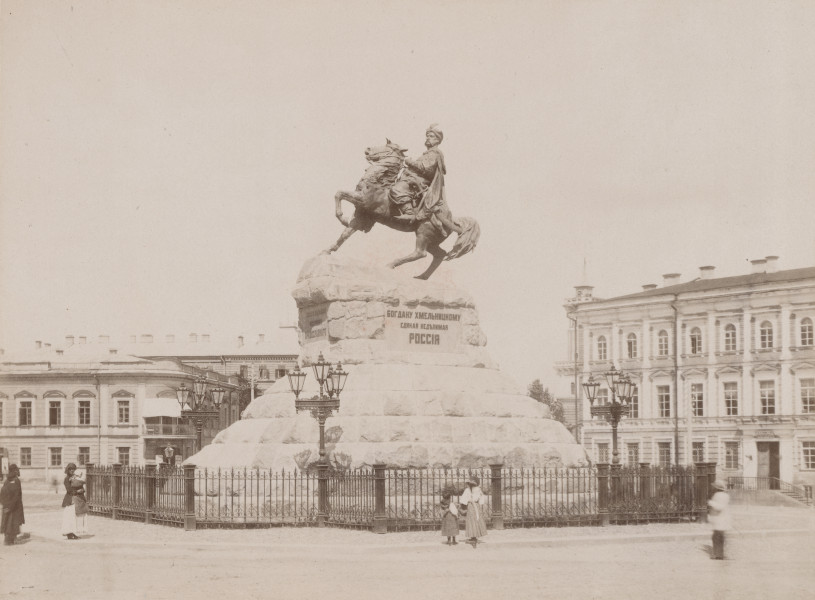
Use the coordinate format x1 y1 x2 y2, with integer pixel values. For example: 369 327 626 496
190 254 588 470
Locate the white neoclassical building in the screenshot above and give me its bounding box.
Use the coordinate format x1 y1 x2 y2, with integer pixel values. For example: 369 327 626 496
555 257 815 489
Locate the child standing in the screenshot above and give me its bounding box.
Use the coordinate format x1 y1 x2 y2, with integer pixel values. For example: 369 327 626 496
70 469 89 536
440 491 459 545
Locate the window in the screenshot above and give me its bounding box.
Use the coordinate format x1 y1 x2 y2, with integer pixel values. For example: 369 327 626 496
596 443 609 463
724 324 737 352
49 447 62 467
657 330 669 357
657 385 671 417
658 442 671 465
259 367 270 379
759 380 775 415
691 383 704 417
760 321 773 349
117 447 130 465
275 367 287 379
801 379 815 414
690 328 703 355
20 448 31 467
802 318 814 347
626 333 638 359
597 336 607 361
723 382 739 416
18 401 32 426
77 447 90 466
117 400 130 424
627 443 639 465
803 441 815 470
629 386 639 418
78 401 91 425
0 401 3 426
724 441 739 469
596 388 609 406
692 441 705 463
49 400 62 426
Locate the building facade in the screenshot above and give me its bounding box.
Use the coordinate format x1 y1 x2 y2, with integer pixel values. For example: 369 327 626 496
0 347 243 482
555 258 815 488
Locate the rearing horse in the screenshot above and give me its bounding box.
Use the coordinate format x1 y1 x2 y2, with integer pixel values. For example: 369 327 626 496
326 140 480 280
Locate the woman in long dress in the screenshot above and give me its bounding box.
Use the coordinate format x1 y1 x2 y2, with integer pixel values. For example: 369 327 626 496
1 464 25 545
61 463 79 540
459 475 487 547
71 468 89 535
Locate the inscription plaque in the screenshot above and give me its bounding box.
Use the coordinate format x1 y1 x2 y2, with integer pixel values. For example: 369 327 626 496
385 308 461 352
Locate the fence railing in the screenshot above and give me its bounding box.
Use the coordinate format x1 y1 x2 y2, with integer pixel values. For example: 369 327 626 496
727 476 813 506
86 462 715 531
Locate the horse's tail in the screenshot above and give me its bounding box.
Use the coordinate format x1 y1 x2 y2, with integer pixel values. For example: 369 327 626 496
446 216 480 260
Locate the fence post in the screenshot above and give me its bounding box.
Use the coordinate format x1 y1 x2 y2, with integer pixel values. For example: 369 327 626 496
183 464 196 531
638 463 651 506
373 463 387 534
111 463 122 520
609 463 622 523
489 463 504 530
693 462 709 523
144 464 156 524
317 462 328 528
85 463 95 509
597 463 610 526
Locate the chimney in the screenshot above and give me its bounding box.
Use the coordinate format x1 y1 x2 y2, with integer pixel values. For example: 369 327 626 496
45 343 51 349
642 284 658 291
662 273 681 287
189 333 198 343
140 334 153 343
202 334 210 343
35 341 42 349
109 348 118 355
66 335 75 346
258 334 265 343
238 335 244 347
765 255 779 273
99 335 109 344
56 349 64 356
166 334 175 343
699 266 715 280
751 259 767 274
78 336 86 344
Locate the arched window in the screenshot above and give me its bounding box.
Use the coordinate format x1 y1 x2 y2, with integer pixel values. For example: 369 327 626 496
690 328 703 355
724 324 737 352
760 321 773 349
657 330 669 356
801 318 813 347
597 336 607 361
626 333 638 359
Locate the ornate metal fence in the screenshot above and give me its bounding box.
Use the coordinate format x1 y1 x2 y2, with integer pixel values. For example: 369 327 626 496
85 462 712 531
194 468 318 526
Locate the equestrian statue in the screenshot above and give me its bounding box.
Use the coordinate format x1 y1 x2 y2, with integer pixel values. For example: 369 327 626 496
326 124 480 280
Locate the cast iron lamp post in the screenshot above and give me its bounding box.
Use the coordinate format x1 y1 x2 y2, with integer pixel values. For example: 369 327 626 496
287 353 348 527
287 353 348 464
582 366 633 465
177 377 225 455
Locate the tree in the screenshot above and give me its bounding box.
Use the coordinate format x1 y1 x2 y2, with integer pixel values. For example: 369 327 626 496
527 378 564 423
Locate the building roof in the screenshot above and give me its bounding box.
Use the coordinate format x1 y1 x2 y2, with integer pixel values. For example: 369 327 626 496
609 266 815 302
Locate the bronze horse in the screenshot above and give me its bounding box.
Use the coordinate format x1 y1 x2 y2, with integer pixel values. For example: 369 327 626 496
326 140 480 280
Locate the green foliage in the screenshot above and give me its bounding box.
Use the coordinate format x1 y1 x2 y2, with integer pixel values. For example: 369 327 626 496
527 378 565 423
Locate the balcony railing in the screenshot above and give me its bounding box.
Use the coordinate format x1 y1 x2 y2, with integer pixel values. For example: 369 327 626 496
142 423 194 436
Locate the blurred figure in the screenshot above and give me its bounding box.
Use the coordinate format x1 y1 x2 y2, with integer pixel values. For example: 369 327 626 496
708 479 731 560
61 463 79 540
0 464 25 546
71 468 89 536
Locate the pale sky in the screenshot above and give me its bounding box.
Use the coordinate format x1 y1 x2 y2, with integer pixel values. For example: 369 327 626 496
2 1 814 389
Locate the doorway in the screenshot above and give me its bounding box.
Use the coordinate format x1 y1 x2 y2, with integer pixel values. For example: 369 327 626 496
756 441 780 490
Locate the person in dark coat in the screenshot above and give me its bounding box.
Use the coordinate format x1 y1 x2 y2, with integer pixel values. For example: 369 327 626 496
1 464 25 545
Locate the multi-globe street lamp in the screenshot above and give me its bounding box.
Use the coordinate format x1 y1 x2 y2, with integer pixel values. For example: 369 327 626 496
582 366 633 465
287 352 348 465
177 376 225 455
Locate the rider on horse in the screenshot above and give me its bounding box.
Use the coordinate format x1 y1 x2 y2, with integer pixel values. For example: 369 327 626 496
390 124 463 237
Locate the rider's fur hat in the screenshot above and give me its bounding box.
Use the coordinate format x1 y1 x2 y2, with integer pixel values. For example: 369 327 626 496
426 124 443 142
